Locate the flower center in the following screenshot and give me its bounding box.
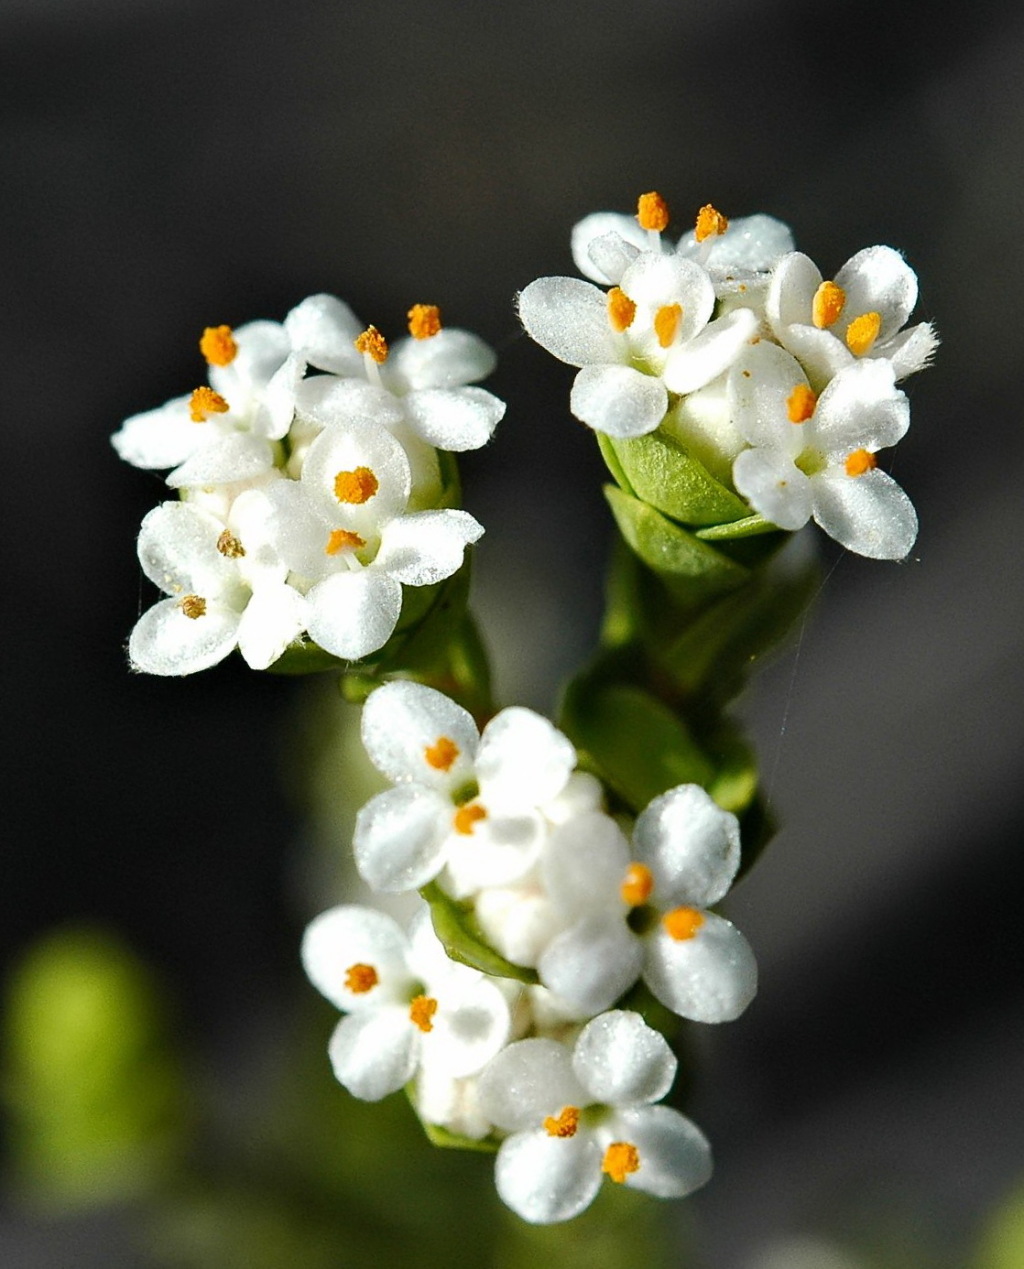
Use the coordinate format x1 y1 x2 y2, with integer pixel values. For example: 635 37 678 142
216 530 245 558
654 304 682 349
344 963 379 994
812 281 846 329
199 325 237 367
662 906 704 941
325 528 366 555
180 594 207 620
354 325 389 364
543 1106 580 1138
189 386 230 422
636 191 669 233
602 1142 640 1184
786 384 817 423
694 203 728 243
844 448 878 477
607 287 637 333
424 736 460 772
620 862 654 907
846 311 882 356
409 995 438 1033
453 802 487 835
333 466 379 505
407 303 442 339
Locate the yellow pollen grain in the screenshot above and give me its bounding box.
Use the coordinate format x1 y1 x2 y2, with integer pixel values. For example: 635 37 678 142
812 280 846 329
424 736 460 772
662 906 705 941
786 383 817 423
199 325 237 367
180 594 207 620
845 448 878 477
654 303 682 348
602 1142 640 1184
620 862 654 908
636 191 670 232
325 528 366 555
543 1106 580 1138
189 386 230 422
846 311 882 356
407 303 442 339
355 325 389 363
607 287 637 332
453 802 487 835
333 466 379 505
409 995 438 1033
344 963 379 994
216 530 245 558
695 204 729 243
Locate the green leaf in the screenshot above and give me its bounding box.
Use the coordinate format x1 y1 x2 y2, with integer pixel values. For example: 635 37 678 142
609 430 750 527
695 513 779 541
415 1111 500 1154
421 883 539 984
595 431 635 494
704 728 758 815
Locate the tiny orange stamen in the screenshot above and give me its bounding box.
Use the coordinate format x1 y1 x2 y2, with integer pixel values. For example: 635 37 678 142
344 963 379 994
453 802 487 835
333 467 379 505
189 386 230 422
602 1142 640 1184
216 530 245 559
354 325 389 363
325 528 366 555
424 736 460 772
662 907 705 941
199 325 237 367
636 191 670 232
409 995 438 1033
180 594 207 620
695 204 728 243
654 303 682 348
846 311 882 356
844 448 878 477
621 862 654 908
543 1106 580 1138
407 303 442 340
786 383 817 423
607 287 637 332
812 280 846 329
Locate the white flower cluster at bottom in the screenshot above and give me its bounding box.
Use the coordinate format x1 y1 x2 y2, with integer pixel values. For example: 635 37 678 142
302 681 757 1223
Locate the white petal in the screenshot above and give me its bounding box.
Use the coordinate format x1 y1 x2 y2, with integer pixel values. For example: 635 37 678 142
328 1008 418 1100
476 708 576 809
620 253 715 335
680 213 795 273
541 771 605 825
442 811 545 898
811 466 918 560
570 363 667 438
572 1011 676 1108
476 1037 586 1131
353 785 452 892
766 251 822 333
359 679 479 787
300 420 410 529
401 386 504 452
494 1131 603 1224
236 582 308 669
880 321 939 380
632 785 741 909
644 911 757 1022
426 978 511 1078
601 1105 712 1198
283 293 365 376
539 913 643 1015
778 323 854 391
300 904 413 1011
128 597 241 676
136 500 235 596
542 811 629 921
834 245 918 344
260 353 303 439
474 884 563 968
518 277 620 367
305 568 402 660
414 1067 492 1140
375 509 483 586
727 340 809 453
217 320 290 394
733 447 813 530
571 212 648 283
661 308 759 395
111 395 203 470
811 358 909 457
295 375 405 429
166 434 275 489
389 329 497 391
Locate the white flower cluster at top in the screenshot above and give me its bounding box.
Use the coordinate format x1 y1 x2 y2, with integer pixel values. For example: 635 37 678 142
302 680 757 1223
519 194 938 560
112 298 505 674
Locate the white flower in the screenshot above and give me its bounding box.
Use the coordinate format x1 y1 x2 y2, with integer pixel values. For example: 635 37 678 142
766 247 938 390
476 1010 712 1224
353 682 578 898
128 491 308 675
265 419 482 660
729 340 917 559
519 247 758 440
537 786 757 1021
301 904 511 1102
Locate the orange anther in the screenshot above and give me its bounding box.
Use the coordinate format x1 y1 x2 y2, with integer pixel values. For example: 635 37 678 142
637 191 670 232
662 907 705 941
199 325 237 367
846 311 882 356
354 325 389 363
409 995 438 1033
844 448 878 477
620 862 654 908
601 1141 640 1184
453 803 487 835
325 528 366 555
695 204 728 243
812 281 846 329
216 530 245 558
180 594 207 620
333 467 379 505
344 963 379 994
424 737 460 772
189 386 230 422
654 303 682 348
543 1106 580 1138
607 287 637 332
786 383 817 423
407 303 442 339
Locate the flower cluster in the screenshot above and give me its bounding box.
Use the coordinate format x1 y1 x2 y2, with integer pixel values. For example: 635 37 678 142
113 297 504 674
520 193 937 559
303 681 756 1222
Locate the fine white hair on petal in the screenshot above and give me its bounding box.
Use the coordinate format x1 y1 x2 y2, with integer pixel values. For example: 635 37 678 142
282 293 365 377
660 308 760 396
517 277 620 367
389 328 498 392
128 598 241 676
494 1130 603 1224
812 467 918 560
427 977 512 1079
570 363 668 438
632 785 742 909
359 679 479 786
374 509 484 587
644 912 758 1023
571 1011 676 1108
112 396 201 470
601 1105 713 1198
401 386 505 452
300 419 411 530
765 251 822 333
165 434 276 489
833 244 918 343
811 360 909 456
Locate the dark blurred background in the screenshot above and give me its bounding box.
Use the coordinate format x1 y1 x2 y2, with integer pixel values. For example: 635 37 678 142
2 0 1023 1264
